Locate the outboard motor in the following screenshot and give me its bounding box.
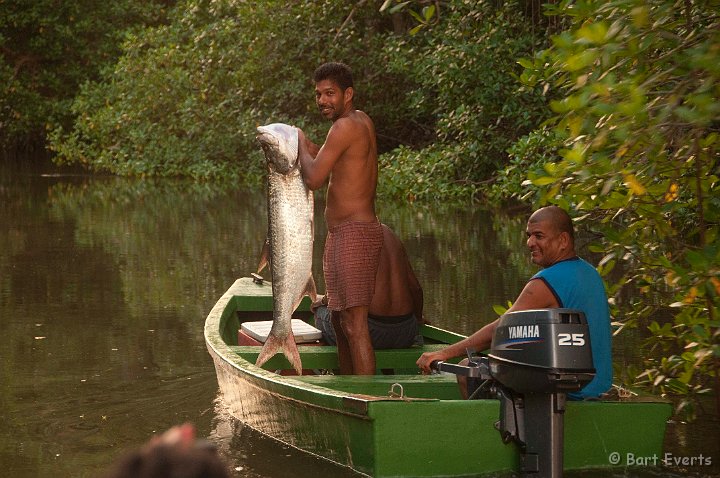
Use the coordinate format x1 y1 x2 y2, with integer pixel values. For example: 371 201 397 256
433 309 595 478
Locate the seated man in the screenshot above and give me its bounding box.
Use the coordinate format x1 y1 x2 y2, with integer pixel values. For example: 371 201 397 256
314 223 424 350
416 206 612 400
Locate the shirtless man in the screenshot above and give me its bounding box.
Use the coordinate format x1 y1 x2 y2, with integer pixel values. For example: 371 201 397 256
314 224 424 350
297 62 381 375
416 206 612 400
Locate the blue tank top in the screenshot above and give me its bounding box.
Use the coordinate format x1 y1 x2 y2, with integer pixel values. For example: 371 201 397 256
532 257 612 399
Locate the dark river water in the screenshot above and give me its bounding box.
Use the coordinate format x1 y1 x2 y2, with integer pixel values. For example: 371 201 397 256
0 159 717 478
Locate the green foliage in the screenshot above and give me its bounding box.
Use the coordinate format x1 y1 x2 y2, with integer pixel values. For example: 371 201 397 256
51 0 311 179
49 0 413 180
47 0 550 189
380 0 439 35
0 0 170 152
515 0 720 415
486 127 562 204
378 143 479 203
380 0 550 193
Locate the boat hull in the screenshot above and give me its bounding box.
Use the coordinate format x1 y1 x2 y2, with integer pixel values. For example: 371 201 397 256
205 278 671 477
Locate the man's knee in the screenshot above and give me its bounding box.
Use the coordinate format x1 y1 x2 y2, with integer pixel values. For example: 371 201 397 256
339 318 362 337
338 308 369 338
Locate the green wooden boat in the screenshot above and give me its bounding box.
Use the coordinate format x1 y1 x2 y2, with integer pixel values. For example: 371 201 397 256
205 277 672 477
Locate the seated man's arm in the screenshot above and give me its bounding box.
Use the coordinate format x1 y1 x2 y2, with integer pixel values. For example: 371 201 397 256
506 278 559 312
416 278 559 373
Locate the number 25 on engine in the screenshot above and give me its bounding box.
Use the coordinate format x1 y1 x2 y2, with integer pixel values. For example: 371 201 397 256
558 333 585 346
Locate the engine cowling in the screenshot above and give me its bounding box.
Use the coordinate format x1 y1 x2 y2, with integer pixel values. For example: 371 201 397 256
488 309 595 394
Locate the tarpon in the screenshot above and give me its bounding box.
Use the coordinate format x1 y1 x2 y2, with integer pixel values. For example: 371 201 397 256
255 123 316 375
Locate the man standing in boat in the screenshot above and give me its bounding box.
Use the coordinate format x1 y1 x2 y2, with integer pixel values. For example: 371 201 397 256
297 62 382 375
416 206 612 400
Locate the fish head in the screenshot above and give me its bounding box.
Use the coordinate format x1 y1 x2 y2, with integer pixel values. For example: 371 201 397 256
256 123 299 175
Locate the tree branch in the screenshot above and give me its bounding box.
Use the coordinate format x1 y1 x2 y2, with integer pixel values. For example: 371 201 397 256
334 0 369 42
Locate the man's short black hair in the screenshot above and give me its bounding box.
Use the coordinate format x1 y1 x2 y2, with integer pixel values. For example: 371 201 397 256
313 62 353 91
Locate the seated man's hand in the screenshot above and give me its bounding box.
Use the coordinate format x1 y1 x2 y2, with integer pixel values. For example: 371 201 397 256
416 350 446 374
310 294 327 313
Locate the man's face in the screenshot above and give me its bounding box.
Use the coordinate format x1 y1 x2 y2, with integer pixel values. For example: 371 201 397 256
315 79 348 121
525 220 566 268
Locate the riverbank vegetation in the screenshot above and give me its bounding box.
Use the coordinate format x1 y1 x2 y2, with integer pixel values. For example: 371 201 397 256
0 0 173 157
45 0 553 197
512 0 719 418
2 0 717 416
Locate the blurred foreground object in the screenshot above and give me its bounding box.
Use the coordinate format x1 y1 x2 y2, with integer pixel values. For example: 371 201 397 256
103 423 229 478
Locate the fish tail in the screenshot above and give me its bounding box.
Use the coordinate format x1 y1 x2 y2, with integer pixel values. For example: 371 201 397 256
255 333 303 375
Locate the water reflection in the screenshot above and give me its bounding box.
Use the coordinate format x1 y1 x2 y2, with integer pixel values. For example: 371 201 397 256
208 394 360 478
0 160 717 478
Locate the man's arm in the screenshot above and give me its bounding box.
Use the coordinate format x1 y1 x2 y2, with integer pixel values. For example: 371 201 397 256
505 278 558 313
303 134 320 158
416 278 559 373
416 320 498 373
297 122 351 191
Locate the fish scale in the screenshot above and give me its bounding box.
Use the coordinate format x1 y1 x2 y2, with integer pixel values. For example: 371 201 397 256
255 123 316 374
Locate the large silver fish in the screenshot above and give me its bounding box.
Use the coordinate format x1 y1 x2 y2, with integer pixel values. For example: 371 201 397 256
255 123 316 375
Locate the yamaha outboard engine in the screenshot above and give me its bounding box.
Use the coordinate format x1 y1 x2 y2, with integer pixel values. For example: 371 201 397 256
434 309 595 478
